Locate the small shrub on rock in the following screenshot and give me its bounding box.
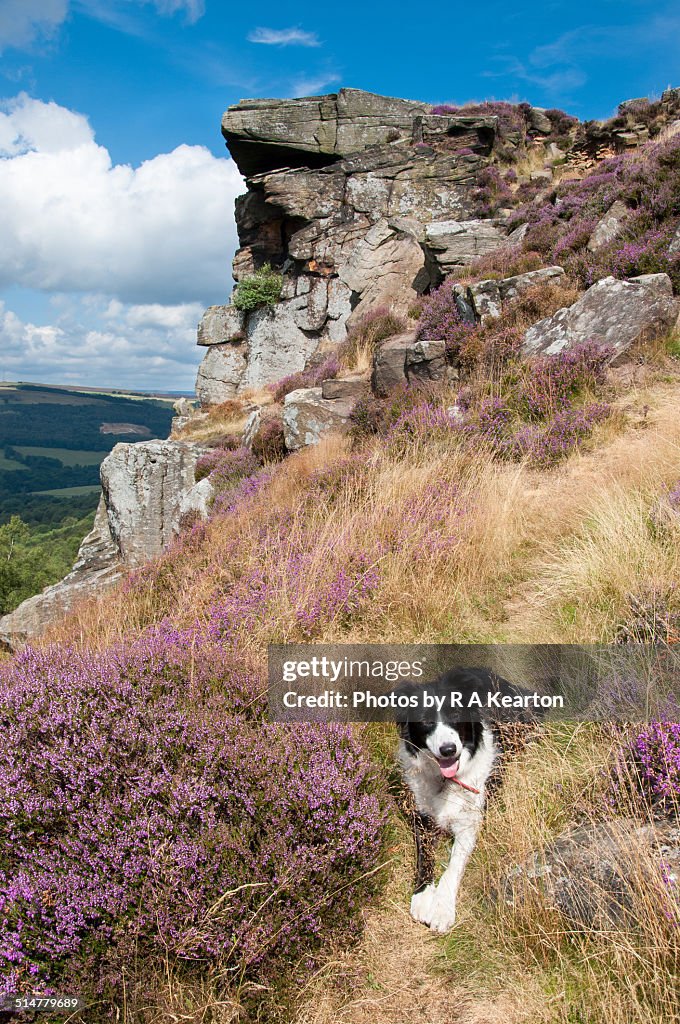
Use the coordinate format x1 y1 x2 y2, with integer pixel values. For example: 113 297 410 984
195 446 260 500
251 414 287 462
417 282 477 362
232 263 283 312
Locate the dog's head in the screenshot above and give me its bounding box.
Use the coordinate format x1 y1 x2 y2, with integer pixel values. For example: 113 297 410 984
392 669 489 781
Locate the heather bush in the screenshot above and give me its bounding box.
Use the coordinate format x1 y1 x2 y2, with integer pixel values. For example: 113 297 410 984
195 445 260 500
232 263 283 312
250 413 287 462
0 633 385 1003
472 165 513 216
620 722 680 815
417 281 476 361
430 100 527 138
515 135 680 291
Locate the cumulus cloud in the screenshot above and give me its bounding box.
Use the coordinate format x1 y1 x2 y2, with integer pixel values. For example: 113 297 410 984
248 27 320 48
0 296 205 390
0 93 243 305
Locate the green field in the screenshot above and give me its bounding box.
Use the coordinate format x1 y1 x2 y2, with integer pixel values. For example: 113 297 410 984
0 455 29 472
33 484 104 497
16 446 106 466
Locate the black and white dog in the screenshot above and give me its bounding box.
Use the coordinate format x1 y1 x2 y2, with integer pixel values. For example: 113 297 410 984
395 667 535 933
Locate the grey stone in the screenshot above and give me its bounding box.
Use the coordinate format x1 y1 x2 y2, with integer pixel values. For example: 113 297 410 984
527 107 552 134
587 200 630 252
197 305 246 346
499 265 566 301
195 343 248 404
504 819 680 930
242 408 261 448
405 338 447 381
467 279 502 321
340 219 427 321
424 219 508 272
100 440 208 567
522 274 678 363
371 331 416 394
177 477 214 525
242 301 320 390
505 222 530 246
321 373 371 401
467 267 565 322
668 225 680 257
282 388 355 450
627 273 674 298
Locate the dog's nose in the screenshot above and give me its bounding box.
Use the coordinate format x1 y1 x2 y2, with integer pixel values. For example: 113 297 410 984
439 743 458 758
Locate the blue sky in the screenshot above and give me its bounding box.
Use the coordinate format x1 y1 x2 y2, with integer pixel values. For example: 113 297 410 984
0 0 678 390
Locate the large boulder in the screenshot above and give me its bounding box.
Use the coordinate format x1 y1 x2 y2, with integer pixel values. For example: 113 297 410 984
100 440 208 567
195 344 248 405
197 305 246 345
522 274 678 362
340 219 428 321
371 331 415 394
282 388 355 450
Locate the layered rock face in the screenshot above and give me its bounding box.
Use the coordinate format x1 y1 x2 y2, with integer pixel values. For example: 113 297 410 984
195 88 528 404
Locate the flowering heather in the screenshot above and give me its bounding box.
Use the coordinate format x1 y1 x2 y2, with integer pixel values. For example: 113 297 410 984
270 352 341 402
417 281 477 360
515 135 680 291
196 445 260 500
430 101 527 137
0 632 385 1000
625 723 680 813
519 342 611 420
507 402 610 467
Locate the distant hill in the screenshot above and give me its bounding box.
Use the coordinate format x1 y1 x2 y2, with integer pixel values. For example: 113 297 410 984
0 382 175 526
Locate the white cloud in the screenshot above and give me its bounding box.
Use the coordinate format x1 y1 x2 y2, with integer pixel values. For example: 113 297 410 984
288 73 340 98
0 93 243 305
248 27 320 48
0 295 205 390
0 0 205 53
0 0 68 53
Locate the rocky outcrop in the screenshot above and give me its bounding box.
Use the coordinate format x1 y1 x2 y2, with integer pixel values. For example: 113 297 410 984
101 440 208 567
587 200 630 252
0 440 209 647
194 89 531 403
522 274 678 362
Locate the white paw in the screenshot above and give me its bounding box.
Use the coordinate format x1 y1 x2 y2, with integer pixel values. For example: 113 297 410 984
410 883 436 924
427 896 457 933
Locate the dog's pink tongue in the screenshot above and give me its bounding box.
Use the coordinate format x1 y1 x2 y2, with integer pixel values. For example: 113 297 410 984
438 757 459 779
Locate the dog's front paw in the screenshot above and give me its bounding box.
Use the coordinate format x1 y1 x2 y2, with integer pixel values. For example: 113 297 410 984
426 896 457 934
410 883 436 925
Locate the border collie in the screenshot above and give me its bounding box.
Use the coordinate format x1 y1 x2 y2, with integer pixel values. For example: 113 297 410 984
395 667 535 933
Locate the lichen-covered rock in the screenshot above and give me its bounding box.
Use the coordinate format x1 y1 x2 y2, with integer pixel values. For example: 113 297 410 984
467 267 565 322
522 274 678 362
340 219 428 320
282 388 355 450
101 440 208 567
424 219 508 273
197 305 246 345
178 477 215 525
195 343 248 404
587 200 630 252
